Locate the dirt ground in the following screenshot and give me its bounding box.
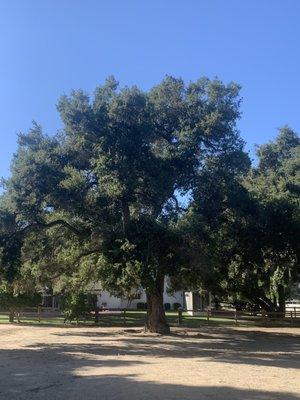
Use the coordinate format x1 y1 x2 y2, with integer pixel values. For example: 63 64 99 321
0 324 299 400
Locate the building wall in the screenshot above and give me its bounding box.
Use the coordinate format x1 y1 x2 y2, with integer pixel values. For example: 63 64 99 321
184 291 212 315
96 279 184 310
184 291 194 311
41 278 184 310
97 289 184 309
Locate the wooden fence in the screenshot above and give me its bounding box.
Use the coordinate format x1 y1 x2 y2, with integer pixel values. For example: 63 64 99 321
178 307 300 326
1 305 300 326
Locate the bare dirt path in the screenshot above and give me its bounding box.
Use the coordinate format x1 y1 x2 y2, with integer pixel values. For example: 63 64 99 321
0 324 299 400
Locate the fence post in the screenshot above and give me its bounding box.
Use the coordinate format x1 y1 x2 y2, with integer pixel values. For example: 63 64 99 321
94 306 99 325
290 311 293 327
123 308 127 326
177 308 182 326
9 310 14 323
294 307 297 319
261 309 266 325
207 308 210 324
37 305 41 323
234 309 238 326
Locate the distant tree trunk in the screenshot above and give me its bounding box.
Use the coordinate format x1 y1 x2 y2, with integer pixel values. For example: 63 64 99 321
145 277 170 334
277 284 286 318
121 200 130 237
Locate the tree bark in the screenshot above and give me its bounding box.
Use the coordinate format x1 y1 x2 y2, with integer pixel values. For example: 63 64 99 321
277 284 286 318
145 277 170 334
121 200 130 237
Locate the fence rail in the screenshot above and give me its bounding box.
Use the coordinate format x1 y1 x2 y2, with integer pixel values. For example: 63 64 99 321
180 307 300 326
1 306 300 326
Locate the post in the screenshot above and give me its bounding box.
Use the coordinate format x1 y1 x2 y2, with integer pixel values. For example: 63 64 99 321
9 310 14 323
38 305 41 323
123 308 126 326
207 308 210 324
177 308 182 326
234 309 238 326
261 309 266 325
290 311 293 327
94 306 99 325
294 307 297 319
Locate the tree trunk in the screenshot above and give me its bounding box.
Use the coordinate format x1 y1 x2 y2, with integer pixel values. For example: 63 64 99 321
277 284 286 318
145 278 170 334
121 200 130 237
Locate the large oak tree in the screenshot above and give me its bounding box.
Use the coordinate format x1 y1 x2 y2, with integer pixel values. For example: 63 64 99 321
1 76 246 333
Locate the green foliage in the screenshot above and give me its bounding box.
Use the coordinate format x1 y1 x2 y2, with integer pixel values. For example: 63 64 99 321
185 126 300 311
0 76 246 309
4 76 297 325
0 290 41 310
60 293 97 322
243 127 300 310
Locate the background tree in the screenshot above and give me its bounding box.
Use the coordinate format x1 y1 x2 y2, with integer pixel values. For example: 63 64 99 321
244 127 300 313
183 127 299 314
0 288 41 323
0 76 246 333
0 195 42 322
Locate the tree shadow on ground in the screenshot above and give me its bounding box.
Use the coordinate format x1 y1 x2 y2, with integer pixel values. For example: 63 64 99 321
1 371 299 400
0 326 299 400
48 325 300 369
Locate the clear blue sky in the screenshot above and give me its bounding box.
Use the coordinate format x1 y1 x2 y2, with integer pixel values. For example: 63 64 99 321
0 0 299 179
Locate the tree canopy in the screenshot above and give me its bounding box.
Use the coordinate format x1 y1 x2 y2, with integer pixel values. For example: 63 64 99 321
0 76 248 332
185 127 300 313
0 76 299 332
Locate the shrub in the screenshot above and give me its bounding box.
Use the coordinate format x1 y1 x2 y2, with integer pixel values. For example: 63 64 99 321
164 303 171 310
0 292 42 309
60 293 97 323
0 291 42 322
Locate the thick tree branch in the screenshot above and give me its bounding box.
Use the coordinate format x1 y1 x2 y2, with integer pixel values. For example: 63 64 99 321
11 219 88 240
38 219 85 236
171 195 187 213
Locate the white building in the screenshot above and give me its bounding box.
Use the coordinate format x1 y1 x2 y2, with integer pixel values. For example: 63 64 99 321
92 279 184 310
96 289 183 310
42 281 184 310
184 290 212 315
